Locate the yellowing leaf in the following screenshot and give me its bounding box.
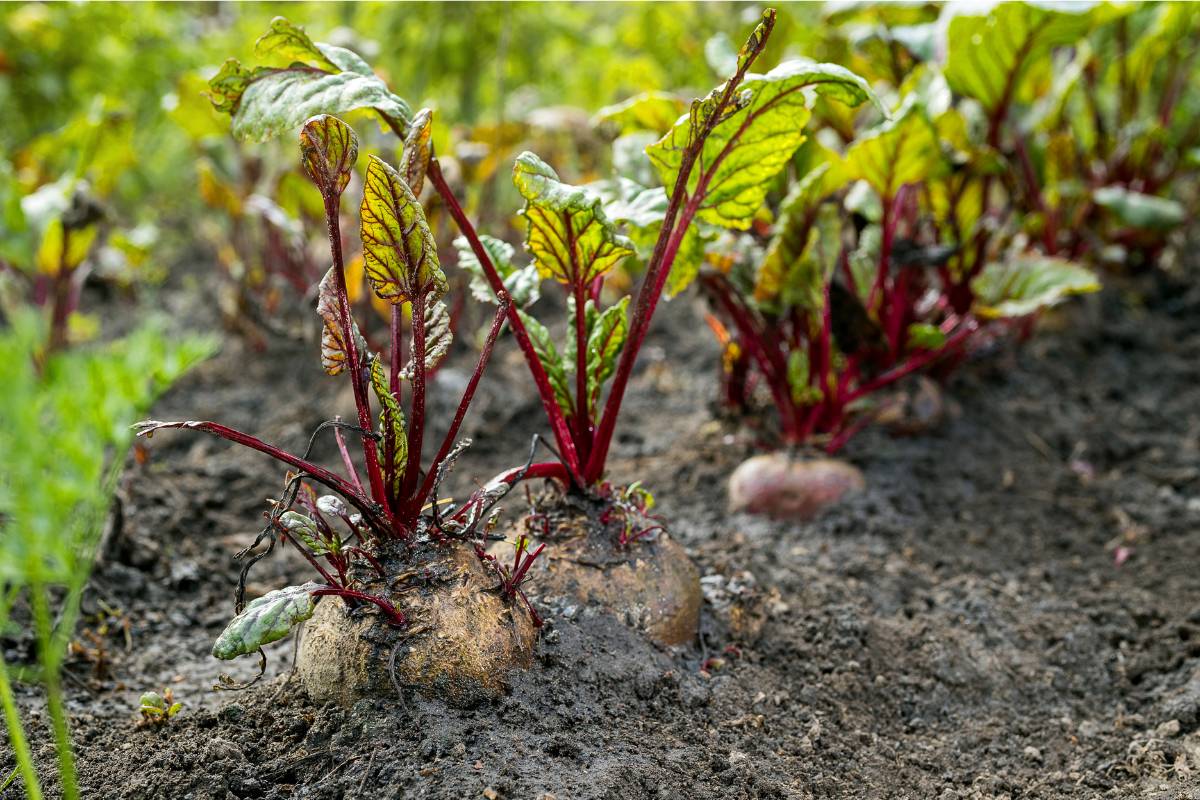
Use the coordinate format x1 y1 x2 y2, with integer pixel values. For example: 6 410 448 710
359 155 446 305
943 2 1096 117
300 114 359 197
66 311 100 345
207 59 262 116
36 219 97 276
197 160 242 216
647 59 879 230
972 256 1100 319
254 17 338 71
594 91 688 135
842 101 944 203
513 151 634 287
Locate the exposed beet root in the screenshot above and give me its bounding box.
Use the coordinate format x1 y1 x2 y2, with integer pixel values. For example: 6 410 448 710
728 452 864 520
297 541 537 708
500 492 700 647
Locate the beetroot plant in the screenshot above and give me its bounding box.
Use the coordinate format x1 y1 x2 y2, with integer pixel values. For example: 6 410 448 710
1 168 108 359
815 2 1196 270
138 115 539 706
203 11 883 646
430 8 902 641
696 37 1107 519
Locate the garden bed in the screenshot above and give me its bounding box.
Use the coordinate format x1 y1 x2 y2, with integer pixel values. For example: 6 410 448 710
5 270 1200 799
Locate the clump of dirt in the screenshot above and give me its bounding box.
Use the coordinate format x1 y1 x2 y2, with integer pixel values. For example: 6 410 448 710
3 270 1200 799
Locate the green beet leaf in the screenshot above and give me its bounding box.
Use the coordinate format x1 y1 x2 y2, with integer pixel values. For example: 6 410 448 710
584 297 630 414
369 356 408 492
596 177 668 232
786 350 822 406
648 59 879 230
1093 187 1185 231
971 256 1100 319
754 197 842 317
564 296 630 415
906 323 947 350
209 17 411 143
232 71 410 144
454 235 541 308
360 155 446 305
518 310 573 418
513 151 634 287
593 177 707 297
594 92 687 136
212 582 324 660
756 144 848 305
277 510 334 555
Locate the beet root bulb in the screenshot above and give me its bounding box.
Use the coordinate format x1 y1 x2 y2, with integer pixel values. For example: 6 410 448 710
497 496 700 647
297 542 537 708
728 453 864 520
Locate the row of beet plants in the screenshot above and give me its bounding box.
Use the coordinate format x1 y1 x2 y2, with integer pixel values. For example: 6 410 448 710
137 2 1178 705
137 11 804 704
621 1 1196 517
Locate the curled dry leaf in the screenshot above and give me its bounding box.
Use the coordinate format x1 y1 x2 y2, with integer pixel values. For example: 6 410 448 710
316 268 367 376
400 108 434 196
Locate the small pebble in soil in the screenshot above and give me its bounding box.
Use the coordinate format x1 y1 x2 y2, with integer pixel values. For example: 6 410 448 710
1155 719 1181 738
1023 745 1043 762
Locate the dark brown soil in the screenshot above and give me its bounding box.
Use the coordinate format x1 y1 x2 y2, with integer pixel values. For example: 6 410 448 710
4 267 1200 799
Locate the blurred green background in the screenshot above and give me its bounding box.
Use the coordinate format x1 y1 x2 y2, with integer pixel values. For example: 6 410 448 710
0 1 823 260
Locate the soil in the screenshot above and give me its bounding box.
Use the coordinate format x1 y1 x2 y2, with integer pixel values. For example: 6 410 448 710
3 264 1200 799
